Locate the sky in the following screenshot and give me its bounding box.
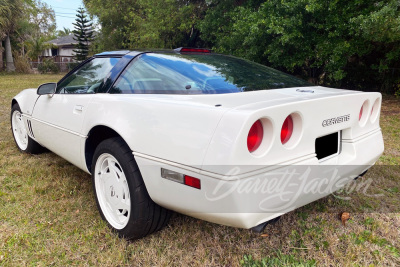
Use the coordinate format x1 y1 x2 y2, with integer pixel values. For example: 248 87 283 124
41 0 84 31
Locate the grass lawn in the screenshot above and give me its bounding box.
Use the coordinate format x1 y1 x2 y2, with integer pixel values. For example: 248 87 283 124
0 74 399 266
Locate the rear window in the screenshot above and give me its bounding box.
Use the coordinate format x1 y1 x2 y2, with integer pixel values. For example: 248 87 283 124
110 53 311 94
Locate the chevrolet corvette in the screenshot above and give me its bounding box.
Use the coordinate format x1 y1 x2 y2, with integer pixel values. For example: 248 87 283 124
11 48 384 239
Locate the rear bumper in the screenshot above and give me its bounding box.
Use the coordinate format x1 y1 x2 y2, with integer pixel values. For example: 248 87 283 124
135 129 384 229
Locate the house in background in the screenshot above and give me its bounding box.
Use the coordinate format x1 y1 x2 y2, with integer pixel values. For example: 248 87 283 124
42 34 77 63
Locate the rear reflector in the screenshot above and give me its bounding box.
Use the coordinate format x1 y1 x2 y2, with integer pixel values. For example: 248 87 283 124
359 105 363 121
281 115 294 144
175 47 211 53
184 175 201 189
247 120 264 152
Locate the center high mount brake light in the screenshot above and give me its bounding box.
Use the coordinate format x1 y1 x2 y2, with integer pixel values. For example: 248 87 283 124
174 47 211 53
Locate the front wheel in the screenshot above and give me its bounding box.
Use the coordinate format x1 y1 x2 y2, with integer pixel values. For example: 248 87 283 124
11 103 43 154
92 137 171 239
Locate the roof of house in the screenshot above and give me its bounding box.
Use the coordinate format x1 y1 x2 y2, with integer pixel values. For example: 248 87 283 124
46 34 77 46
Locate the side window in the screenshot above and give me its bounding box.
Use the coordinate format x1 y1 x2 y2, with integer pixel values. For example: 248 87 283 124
111 55 193 94
56 57 120 94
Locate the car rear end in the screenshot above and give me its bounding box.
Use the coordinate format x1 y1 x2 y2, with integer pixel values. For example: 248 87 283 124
135 88 383 228
126 50 383 229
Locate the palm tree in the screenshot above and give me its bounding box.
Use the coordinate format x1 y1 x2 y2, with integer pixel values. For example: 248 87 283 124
25 36 51 62
0 0 13 71
0 0 23 72
57 27 71 37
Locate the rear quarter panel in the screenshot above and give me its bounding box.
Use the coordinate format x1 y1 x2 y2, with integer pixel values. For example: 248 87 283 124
82 94 227 166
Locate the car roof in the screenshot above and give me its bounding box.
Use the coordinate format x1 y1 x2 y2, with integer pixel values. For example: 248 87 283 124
95 51 131 56
94 48 212 57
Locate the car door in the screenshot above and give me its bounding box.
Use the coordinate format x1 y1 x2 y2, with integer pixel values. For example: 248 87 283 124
31 57 120 170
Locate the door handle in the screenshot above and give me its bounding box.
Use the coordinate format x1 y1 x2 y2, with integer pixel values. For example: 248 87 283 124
74 105 84 112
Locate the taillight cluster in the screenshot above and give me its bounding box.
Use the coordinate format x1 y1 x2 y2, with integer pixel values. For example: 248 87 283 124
247 114 296 153
359 98 380 125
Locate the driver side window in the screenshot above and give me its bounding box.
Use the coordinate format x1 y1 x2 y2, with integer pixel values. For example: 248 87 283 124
56 57 120 94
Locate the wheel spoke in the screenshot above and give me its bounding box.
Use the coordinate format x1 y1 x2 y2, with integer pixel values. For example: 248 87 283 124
121 181 130 200
106 158 114 171
98 172 110 187
109 161 123 179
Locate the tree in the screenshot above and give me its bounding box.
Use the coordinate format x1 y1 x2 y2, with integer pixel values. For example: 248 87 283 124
83 0 207 51
83 0 400 93
29 0 56 36
73 7 93 61
199 0 400 92
57 27 71 37
0 0 23 71
84 0 136 51
15 0 56 59
1 0 54 71
25 35 50 62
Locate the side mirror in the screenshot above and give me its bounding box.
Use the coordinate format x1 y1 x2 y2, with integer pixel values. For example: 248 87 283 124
37 83 57 96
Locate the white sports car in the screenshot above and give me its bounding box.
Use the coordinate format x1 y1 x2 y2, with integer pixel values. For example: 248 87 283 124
11 48 384 239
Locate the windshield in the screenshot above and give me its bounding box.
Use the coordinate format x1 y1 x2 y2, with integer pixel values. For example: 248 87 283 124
111 53 311 94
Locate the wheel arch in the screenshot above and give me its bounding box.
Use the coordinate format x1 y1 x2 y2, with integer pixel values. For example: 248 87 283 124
11 98 18 108
85 125 132 173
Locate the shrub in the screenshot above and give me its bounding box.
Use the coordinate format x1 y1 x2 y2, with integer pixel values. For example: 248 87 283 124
13 53 32 74
38 58 60 74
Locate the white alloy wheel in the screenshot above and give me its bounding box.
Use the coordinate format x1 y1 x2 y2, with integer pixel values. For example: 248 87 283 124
94 153 131 229
11 109 28 151
92 137 171 239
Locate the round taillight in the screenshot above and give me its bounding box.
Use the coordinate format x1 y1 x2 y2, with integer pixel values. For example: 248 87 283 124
359 105 363 121
370 98 380 123
281 115 293 144
247 120 263 153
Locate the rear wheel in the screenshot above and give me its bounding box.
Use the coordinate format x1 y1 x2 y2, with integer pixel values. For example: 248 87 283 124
11 103 43 154
92 137 171 239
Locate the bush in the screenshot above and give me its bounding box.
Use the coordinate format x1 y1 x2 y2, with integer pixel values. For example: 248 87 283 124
395 83 400 98
13 53 32 74
38 58 60 74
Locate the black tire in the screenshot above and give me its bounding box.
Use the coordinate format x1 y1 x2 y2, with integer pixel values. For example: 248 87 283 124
10 103 44 154
92 137 171 240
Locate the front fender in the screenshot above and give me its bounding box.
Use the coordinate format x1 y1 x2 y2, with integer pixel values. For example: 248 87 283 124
12 89 40 115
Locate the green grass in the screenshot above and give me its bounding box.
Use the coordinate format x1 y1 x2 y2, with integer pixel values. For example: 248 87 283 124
241 253 316 267
0 74 399 266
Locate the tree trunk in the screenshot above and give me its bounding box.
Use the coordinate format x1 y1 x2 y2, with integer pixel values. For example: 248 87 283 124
5 34 15 72
0 40 3 71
